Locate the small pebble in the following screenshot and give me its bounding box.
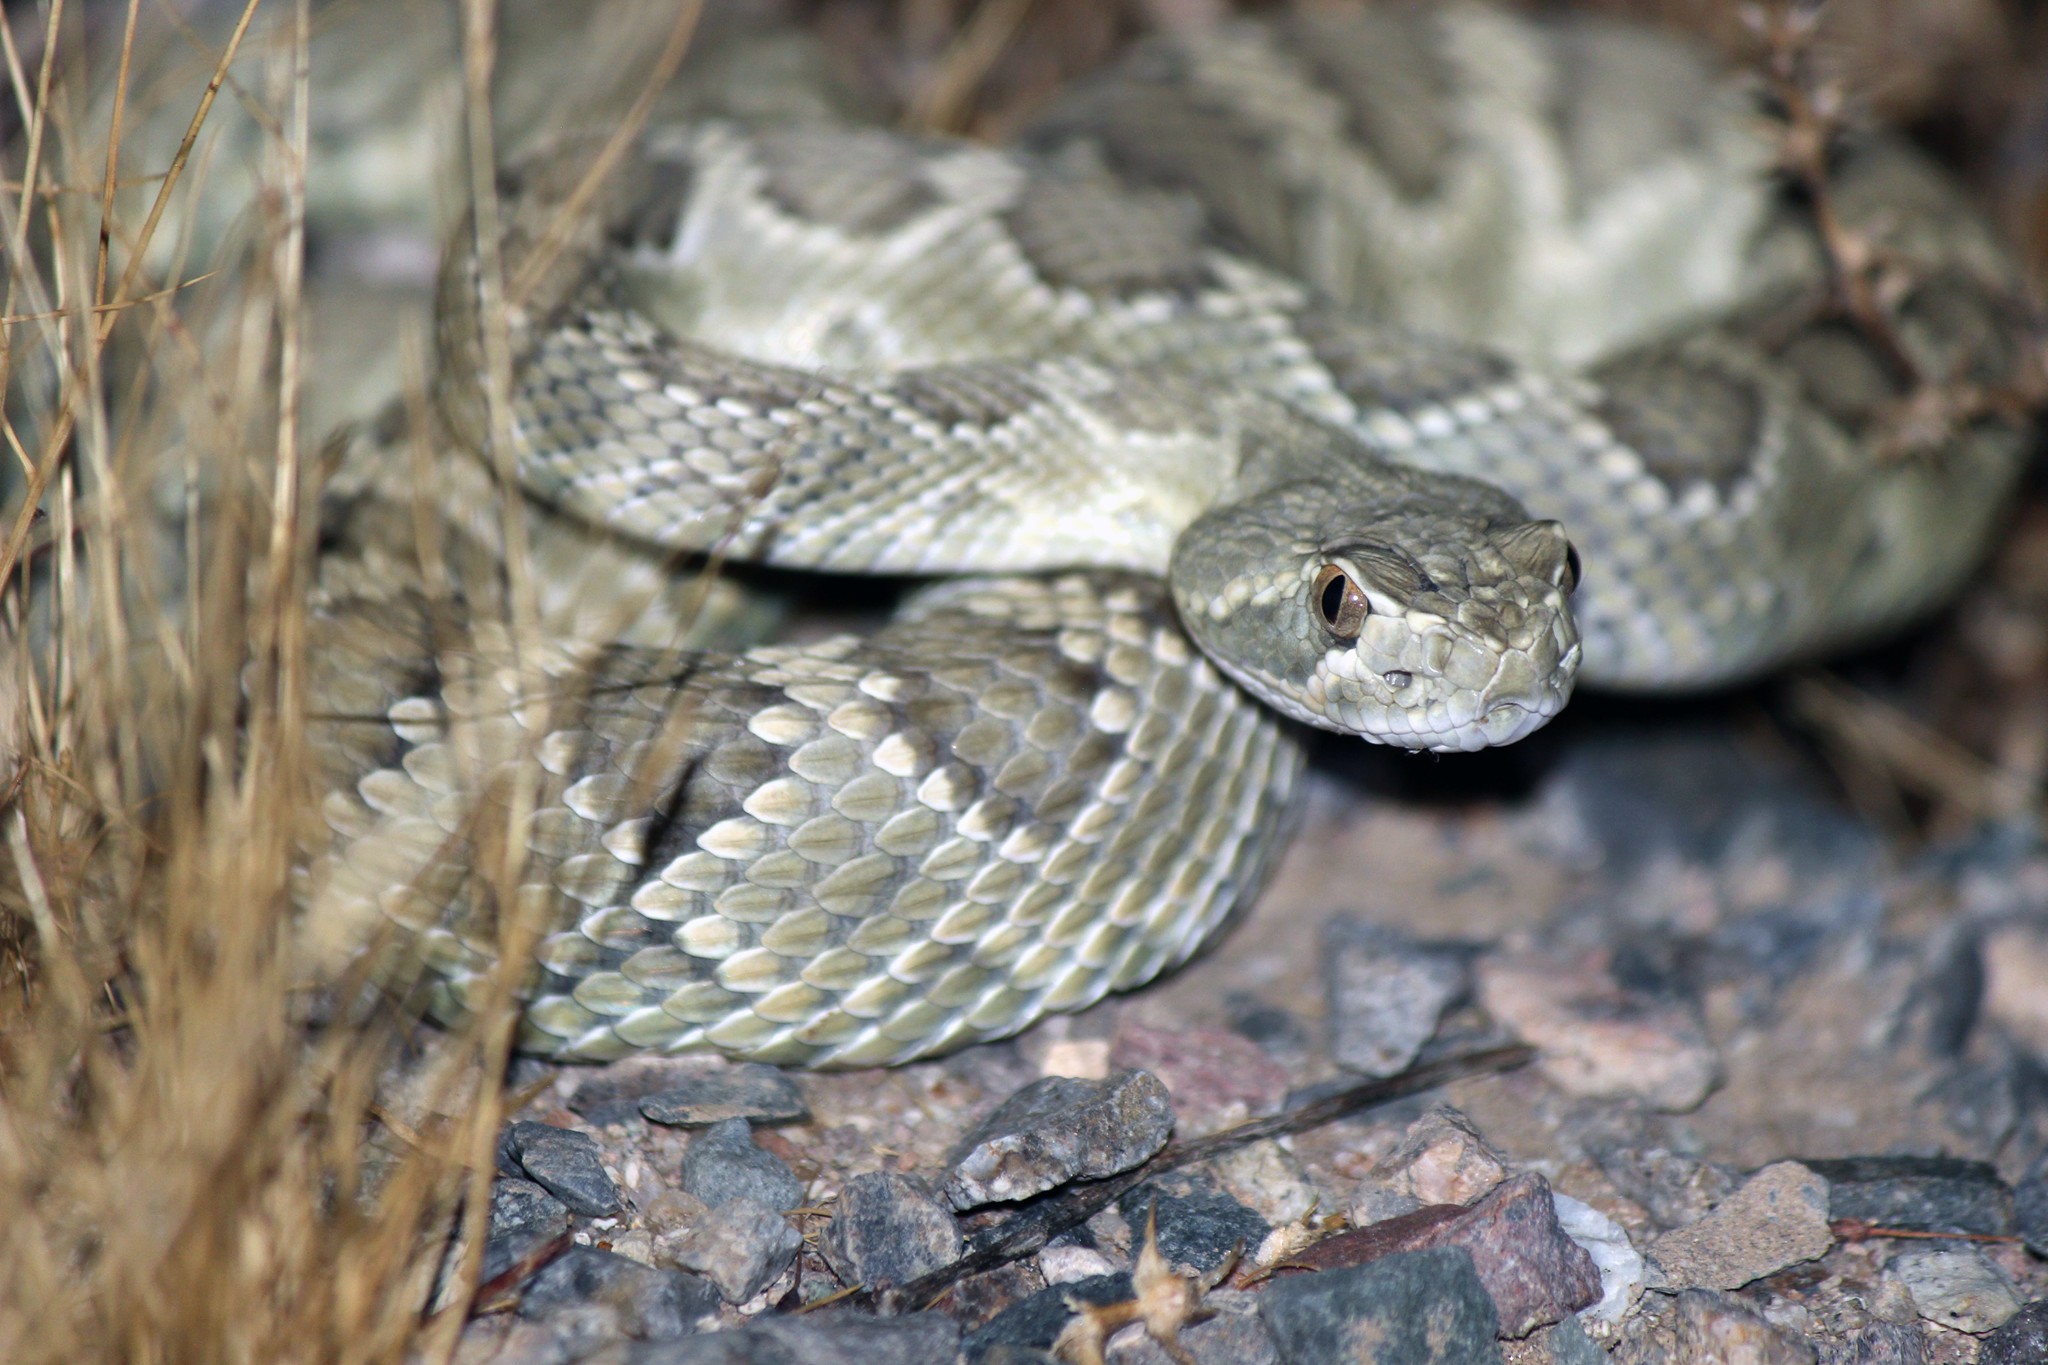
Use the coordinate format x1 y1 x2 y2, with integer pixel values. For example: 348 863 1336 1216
822 1171 963 1289
482 1177 571 1286
1368 1104 1508 1206
1800 1155 2011 1235
1591 1144 1737 1229
1530 1317 1608 1365
1118 1171 1268 1278
2014 1170 2048 1256
1660 1288 1817 1365
514 1245 718 1340
1839 1321 1929 1365
1647 1161 1832 1291
1258 1247 1502 1364
497 1120 623 1217
1889 1246 2023 1334
944 1070 1174 1210
1980 1299 2048 1364
1321 919 1466 1077
636 1061 810 1127
680 1117 803 1211
1477 950 1719 1112
660 1194 802 1304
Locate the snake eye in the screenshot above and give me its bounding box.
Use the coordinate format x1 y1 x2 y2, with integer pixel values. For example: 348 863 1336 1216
1313 564 1371 640
1561 542 1583 596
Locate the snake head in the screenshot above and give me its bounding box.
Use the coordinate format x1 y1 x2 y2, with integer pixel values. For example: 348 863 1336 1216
1170 476 1582 753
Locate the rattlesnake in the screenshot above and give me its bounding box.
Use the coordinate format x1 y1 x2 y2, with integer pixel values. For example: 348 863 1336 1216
301 4 2033 1067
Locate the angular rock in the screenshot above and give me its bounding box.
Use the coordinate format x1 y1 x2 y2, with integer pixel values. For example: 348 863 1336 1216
1370 1105 1508 1206
1980 1300 2048 1365
515 1246 719 1340
1118 1172 1268 1278
1477 951 1719 1112
822 1171 963 1290
965 1273 1133 1360
1110 1022 1288 1136
1838 1321 1928 1365
637 1062 810 1128
1592 1144 1738 1229
1279 1173 1601 1337
1648 1161 1832 1290
680 1118 803 1212
482 1177 572 1286
1321 920 1467 1077
1258 1247 1503 1364
1801 1155 2011 1236
661 1193 802 1304
944 1070 1174 1210
1531 1318 1608 1365
1889 1246 2023 1334
498 1121 624 1217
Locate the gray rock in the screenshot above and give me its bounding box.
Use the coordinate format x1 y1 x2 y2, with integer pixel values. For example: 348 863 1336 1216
1889 1246 2023 1334
1532 1318 1608 1365
1258 1247 1502 1364
1322 920 1467 1077
1980 1300 2048 1365
516 1246 719 1340
1662 1289 1817 1365
1593 1144 1738 1229
483 1177 572 1285
500 1121 624 1217
821 1171 962 1290
681 1118 803 1212
944 1070 1173 1210
1801 1156 2011 1236
965 1273 1131 1360
662 1194 802 1304
638 1063 810 1128
1118 1172 1267 1278
621 1311 961 1364
2015 1172 2048 1256
1835 1321 1927 1365
1648 1161 1833 1290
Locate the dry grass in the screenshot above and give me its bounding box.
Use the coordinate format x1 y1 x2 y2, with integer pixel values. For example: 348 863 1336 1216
0 0 2041 1360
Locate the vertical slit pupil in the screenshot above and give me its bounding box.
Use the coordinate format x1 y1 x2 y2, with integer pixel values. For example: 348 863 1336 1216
1321 574 1348 624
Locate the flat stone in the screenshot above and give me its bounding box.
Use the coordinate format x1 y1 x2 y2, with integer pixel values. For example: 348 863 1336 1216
821 1171 963 1290
1258 1247 1503 1364
1105 1288 1278 1364
1110 1021 1288 1136
499 1121 623 1217
516 1246 719 1340
1801 1155 2011 1235
680 1117 803 1212
1369 1104 1508 1206
483 1177 572 1286
1118 1171 1268 1278
1321 919 1467 1078
965 1273 1133 1360
660 1194 802 1304
637 1062 810 1128
944 1070 1174 1210
1889 1246 2023 1334
1477 950 1719 1112
631 1311 961 1364
1980 1299 2048 1364
1647 1161 1832 1291
1279 1173 1601 1337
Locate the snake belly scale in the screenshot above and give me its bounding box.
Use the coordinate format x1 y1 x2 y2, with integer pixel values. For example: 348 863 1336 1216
301 5 2033 1066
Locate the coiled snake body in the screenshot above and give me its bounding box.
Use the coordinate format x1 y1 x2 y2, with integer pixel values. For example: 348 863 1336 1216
303 6 2032 1066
